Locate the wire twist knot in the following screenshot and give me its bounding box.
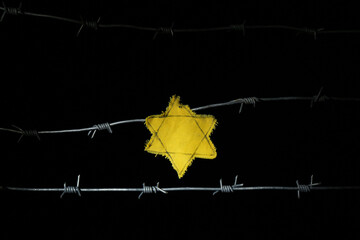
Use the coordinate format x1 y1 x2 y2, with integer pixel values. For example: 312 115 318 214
303 27 324 40
60 175 81 198
88 122 112 139
153 23 174 40
159 27 174 35
1 2 23 22
22 130 40 137
77 17 101 36
84 20 99 29
230 21 246 36
138 182 167 199
311 87 329 107
213 175 243 195
296 175 321 199
238 97 259 113
12 125 40 143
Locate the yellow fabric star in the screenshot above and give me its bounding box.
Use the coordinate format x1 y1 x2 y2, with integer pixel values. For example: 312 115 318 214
145 95 217 178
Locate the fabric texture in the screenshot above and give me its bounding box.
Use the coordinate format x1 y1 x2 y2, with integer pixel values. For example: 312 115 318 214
145 95 217 178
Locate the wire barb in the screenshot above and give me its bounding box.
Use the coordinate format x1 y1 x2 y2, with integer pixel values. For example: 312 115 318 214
153 22 174 40
213 175 244 195
303 27 324 40
87 122 112 139
311 87 328 107
296 175 321 199
138 182 168 199
0 2 22 22
12 125 40 143
230 20 246 36
60 175 81 198
77 17 101 36
238 97 258 113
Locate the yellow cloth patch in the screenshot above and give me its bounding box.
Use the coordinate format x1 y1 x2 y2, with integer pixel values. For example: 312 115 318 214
145 95 217 178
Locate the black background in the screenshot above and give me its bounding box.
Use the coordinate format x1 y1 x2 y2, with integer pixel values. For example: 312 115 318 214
1 0 360 239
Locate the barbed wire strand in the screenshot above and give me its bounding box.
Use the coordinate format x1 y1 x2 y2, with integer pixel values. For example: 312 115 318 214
3 175 360 199
2 5 360 36
1 91 360 140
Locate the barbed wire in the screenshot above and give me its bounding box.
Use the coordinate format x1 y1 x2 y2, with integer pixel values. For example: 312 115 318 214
3 175 360 199
0 119 146 142
2 4 360 38
1 88 360 141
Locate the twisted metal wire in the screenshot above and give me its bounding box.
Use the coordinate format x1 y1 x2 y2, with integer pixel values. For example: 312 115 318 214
87 122 113 139
303 28 325 40
213 175 243 195
11 125 40 143
238 97 259 113
296 175 321 199
77 17 101 36
4 175 360 199
138 182 168 199
1 90 360 141
229 21 246 36
0 2 22 22
60 175 81 198
153 23 174 40
2 5 360 37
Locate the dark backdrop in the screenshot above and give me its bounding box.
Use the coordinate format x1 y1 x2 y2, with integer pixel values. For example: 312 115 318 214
1 1 360 239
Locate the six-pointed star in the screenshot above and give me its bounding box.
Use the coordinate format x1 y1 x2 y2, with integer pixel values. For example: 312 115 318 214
145 95 217 178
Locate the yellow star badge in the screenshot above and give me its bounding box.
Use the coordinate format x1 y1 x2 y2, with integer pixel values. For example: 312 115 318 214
145 95 217 178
